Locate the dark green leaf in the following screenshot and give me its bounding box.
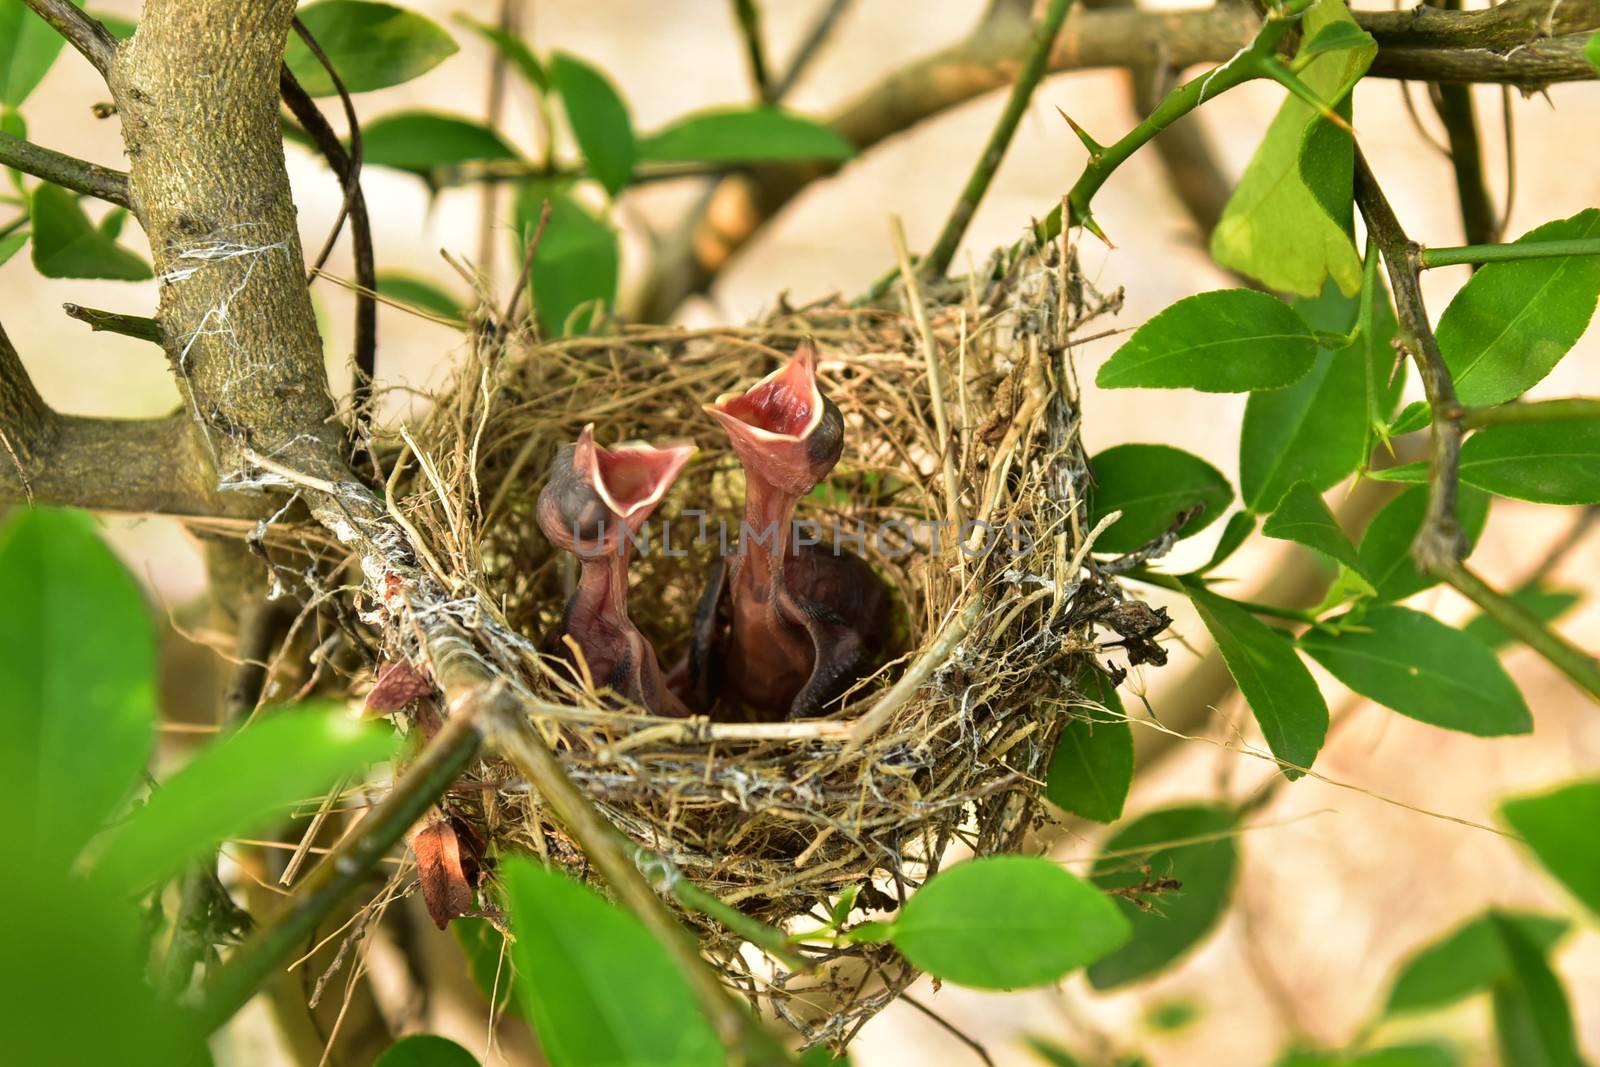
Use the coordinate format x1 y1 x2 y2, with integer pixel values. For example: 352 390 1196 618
0 508 155 867
549 52 635 196
1146 998 1200 1033
514 182 618 336
1087 444 1232 552
639 107 855 164
0 229 26 265
1489 912 1584 1067
1435 210 1600 406
360 111 518 174
1024 1037 1087 1067
1384 910 1569 1016
1275 1046 1458 1067
1500 780 1600 920
0 0 80 107
1186 585 1328 777
88 11 136 39
454 15 547 91
1240 263 1402 511
30 183 152 280
1088 805 1239 989
1462 584 1581 651
97 706 398 892
377 271 466 324
453 917 518 1016
1300 606 1530 736
797 1047 851 1067
891 856 1130 989
1045 673 1132 824
375 1035 480 1067
1357 485 1489 601
1297 21 1377 59
1210 0 1374 296
1261 481 1364 573
499 858 721 1067
286 1 457 96
1198 510 1257 573
1387 401 1430 437
1097 290 1318 392
1451 417 1600 505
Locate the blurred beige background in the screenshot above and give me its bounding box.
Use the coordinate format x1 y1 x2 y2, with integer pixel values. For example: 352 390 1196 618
4 2 1598 1064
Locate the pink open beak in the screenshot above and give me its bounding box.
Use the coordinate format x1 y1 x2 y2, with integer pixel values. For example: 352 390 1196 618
574 424 695 530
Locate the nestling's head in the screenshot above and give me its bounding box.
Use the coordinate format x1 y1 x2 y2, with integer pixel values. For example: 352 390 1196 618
704 342 844 497
537 424 695 558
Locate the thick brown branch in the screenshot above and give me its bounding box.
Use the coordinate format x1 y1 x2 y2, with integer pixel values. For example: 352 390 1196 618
0 131 130 206
1359 0 1598 50
20 0 118 77
1 324 222 513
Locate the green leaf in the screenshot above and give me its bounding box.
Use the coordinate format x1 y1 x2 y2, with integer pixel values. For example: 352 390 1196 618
1261 481 1363 573
1087 444 1232 553
1186 585 1329 777
1588 32 1599 73
549 52 635 196
1489 912 1584 1067
1198 510 1257 573
1358 485 1490 601
499 858 721 1067
1462 584 1581 651
1275 1046 1458 1067
1045 673 1132 824
377 271 466 324
453 917 518 1016
0 0 80 107
514 181 619 336
1300 606 1531 736
285 1 458 96
0 508 156 867
639 107 855 164
360 111 518 174
1296 21 1377 60
0 229 26 265
1210 0 1374 297
30 183 152 280
1500 780 1600 920
1240 263 1402 512
1450 417 1600 505
454 15 547 91
1097 290 1318 392
1088 805 1239 989
1384 910 1569 1016
96 706 398 892
891 856 1130 989
375 1035 480 1067
1435 210 1600 406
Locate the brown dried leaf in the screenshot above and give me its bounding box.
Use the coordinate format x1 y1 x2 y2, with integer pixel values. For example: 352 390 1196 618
364 659 434 713
412 817 475 929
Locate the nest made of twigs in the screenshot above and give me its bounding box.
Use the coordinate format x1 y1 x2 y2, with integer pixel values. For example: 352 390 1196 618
383 243 1160 1044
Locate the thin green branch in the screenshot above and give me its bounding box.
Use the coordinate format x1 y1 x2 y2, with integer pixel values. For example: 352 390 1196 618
62 303 162 343
630 844 811 974
0 131 130 206
1457 397 1600 428
1420 237 1600 268
923 0 1074 278
1439 563 1600 701
193 711 483 1031
730 0 774 103
1354 149 1468 573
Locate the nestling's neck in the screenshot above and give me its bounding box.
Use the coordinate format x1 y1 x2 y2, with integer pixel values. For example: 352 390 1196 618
739 472 801 590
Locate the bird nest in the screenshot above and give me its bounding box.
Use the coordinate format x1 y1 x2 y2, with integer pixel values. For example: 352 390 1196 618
382 242 1163 1046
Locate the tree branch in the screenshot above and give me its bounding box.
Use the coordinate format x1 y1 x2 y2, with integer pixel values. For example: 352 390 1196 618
20 0 118 77
0 131 130 206
1426 0 1498 249
0 323 225 514
62 303 162 343
1420 236 1600 268
923 0 1075 278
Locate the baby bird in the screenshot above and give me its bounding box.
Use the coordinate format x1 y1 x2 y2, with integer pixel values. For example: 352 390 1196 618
694 343 892 719
537 425 694 717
